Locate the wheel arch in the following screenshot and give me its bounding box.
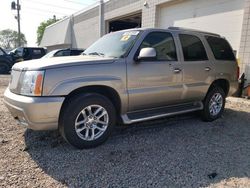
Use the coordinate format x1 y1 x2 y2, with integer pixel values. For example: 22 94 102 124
59 85 122 123
206 79 230 98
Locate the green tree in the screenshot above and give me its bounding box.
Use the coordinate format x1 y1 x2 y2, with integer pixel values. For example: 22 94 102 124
0 29 27 49
36 18 60 45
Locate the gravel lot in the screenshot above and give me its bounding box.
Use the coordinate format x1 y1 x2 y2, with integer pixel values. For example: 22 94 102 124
0 75 250 188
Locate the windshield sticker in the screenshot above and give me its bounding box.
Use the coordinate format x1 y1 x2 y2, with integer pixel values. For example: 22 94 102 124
123 31 139 36
121 35 131 41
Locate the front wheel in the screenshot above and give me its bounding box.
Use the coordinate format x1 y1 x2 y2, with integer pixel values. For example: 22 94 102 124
201 87 226 122
59 93 116 149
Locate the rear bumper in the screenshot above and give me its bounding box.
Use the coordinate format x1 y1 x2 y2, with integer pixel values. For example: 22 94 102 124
3 88 64 130
228 81 239 96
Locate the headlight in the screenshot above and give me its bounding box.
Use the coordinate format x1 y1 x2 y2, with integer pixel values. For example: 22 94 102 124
20 71 44 96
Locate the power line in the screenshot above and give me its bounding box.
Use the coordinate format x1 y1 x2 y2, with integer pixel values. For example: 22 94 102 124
22 10 65 17
23 0 82 11
63 0 95 5
23 6 69 15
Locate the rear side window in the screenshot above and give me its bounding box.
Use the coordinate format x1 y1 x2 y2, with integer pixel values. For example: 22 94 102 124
32 49 42 55
206 36 235 61
179 34 208 61
55 50 70 57
71 50 83 56
139 32 177 61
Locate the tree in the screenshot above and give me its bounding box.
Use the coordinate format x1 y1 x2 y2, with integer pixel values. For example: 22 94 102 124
36 17 60 45
0 29 27 49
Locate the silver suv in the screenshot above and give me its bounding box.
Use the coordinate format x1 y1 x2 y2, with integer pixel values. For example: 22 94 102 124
4 27 239 149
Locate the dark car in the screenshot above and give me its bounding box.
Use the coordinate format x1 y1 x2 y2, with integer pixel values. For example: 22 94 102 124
10 47 46 62
0 48 14 74
42 48 84 58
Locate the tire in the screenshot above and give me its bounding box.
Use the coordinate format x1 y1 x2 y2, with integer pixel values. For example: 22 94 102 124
0 62 10 74
59 93 116 149
201 87 226 122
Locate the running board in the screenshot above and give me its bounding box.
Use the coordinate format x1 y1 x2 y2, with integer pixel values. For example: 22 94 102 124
122 102 203 124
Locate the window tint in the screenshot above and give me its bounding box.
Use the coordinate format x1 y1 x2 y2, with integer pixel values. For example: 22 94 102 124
206 36 235 61
71 50 83 55
139 32 177 61
179 34 208 61
32 49 42 55
55 50 70 57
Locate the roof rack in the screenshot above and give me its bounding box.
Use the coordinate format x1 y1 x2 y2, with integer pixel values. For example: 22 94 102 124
168 27 220 37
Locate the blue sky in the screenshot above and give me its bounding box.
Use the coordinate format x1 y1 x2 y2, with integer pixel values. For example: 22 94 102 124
0 0 98 47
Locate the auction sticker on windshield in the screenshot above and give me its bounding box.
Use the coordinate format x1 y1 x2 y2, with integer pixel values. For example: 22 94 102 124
121 31 139 41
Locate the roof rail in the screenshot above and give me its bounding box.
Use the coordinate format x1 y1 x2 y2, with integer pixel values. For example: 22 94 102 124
168 27 220 37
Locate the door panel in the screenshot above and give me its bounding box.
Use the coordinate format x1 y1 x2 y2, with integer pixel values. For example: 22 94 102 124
127 31 183 111
177 33 212 101
127 61 183 111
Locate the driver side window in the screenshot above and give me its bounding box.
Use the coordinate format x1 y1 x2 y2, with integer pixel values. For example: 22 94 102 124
139 32 177 61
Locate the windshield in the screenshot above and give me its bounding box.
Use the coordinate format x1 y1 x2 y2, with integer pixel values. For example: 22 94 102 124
84 30 141 58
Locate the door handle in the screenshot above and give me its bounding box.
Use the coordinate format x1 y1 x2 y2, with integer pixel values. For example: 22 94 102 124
205 67 211 71
173 68 182 74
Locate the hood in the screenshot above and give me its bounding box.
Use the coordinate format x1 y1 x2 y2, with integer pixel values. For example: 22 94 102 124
12 55 116 71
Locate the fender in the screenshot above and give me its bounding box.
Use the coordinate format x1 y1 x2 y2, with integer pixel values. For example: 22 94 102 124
48 76 125 96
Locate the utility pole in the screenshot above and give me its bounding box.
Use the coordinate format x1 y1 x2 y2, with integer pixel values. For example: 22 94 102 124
99 0 104 37
17 0 21 46
11 0 21 47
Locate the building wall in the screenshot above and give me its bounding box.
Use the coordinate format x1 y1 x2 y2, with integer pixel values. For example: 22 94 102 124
72 16 99 49
239 0 250 83
46 44 71 52
156 0 245 54
41 0 250 82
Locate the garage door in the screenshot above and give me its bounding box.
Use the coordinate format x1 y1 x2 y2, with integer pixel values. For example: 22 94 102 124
158 0 245 55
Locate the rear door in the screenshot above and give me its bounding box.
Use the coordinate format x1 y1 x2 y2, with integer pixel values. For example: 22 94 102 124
177 33 212 101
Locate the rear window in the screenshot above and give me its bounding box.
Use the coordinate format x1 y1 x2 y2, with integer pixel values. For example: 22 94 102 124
205 36 235 61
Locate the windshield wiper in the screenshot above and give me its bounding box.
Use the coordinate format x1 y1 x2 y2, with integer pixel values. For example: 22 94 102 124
87 52 105 57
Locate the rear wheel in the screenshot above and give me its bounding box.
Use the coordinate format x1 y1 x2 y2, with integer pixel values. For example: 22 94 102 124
201 87 226 122
59 93 116 149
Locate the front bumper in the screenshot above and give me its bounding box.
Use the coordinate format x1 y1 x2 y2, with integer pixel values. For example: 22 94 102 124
3 88 64 130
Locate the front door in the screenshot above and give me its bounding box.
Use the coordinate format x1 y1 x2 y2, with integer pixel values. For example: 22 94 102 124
127 31 183 111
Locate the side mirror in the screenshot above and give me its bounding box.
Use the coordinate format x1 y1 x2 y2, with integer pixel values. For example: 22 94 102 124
137 47 156 61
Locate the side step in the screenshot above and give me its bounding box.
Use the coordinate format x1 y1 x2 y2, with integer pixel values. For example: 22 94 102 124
122 102 203 124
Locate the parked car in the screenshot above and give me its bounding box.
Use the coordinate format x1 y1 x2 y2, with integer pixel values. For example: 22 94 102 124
0 47 15 74
42 48 84 58
10 47 46 62
4 28 239 149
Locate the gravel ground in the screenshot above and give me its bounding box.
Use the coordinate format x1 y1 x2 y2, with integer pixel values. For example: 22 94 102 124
0 75 250 188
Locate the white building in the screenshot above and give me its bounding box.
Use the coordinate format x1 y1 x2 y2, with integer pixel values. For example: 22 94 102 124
40 0 250 84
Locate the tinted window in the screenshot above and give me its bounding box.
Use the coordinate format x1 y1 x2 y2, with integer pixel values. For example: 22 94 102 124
179 34 208 61
206 36 235 61
71 50 83 56
32 49 42 55
55 50 70 57
139 32 177 61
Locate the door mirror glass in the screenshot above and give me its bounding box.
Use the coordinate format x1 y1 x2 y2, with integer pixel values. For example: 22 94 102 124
137 47 156 61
